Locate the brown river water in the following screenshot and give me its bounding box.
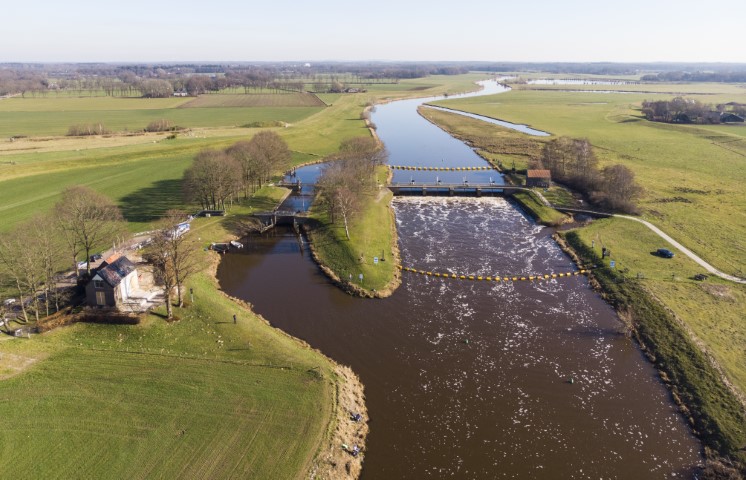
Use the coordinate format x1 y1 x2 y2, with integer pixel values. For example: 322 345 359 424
217 81 701 478
217 198 700 479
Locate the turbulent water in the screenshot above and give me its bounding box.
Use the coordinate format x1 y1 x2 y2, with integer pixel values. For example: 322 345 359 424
218 197 701 479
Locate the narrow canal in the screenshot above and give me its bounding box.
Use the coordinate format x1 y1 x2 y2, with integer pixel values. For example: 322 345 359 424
217 81 701 478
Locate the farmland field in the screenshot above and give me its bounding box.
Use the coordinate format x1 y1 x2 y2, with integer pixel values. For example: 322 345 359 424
433 87 746 275
0 95 323 141
180 93 325 108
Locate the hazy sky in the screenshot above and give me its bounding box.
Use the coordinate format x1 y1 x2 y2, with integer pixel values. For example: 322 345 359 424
3 0 745 63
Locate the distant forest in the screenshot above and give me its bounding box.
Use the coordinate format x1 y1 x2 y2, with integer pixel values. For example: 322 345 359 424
641 71 746 83
2 61 746 98
0 63 469 98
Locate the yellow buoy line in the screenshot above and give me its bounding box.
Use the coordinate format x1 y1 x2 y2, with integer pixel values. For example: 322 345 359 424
398 265 588 282
388 165 496 172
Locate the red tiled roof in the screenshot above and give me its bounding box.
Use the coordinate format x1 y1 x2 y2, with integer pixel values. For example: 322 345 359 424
527 169 551 178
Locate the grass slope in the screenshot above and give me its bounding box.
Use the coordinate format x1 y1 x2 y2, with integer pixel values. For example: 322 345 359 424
562 229 746 464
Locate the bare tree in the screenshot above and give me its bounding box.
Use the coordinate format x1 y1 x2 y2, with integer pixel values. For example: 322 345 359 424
226 141 259 196
0 222 46 323
54 186 126 275
246 131 292 187
27 214 64 316
335 186 360 240
145 232 177 320
161 210 199 307
144 210 200 319
599 164 643 213
183 149 243 210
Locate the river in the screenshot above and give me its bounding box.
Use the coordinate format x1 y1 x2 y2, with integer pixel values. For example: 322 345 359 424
217 80 701 478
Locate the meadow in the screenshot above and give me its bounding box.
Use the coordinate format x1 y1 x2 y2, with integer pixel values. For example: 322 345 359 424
0 255 336 479
180 93 325 108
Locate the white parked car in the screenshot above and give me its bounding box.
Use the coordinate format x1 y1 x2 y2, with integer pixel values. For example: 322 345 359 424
3 298 16 306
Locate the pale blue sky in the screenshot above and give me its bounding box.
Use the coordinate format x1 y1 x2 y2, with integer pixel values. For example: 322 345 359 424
3 0 745 63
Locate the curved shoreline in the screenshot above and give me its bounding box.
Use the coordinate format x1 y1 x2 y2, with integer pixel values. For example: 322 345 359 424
209 251 370 479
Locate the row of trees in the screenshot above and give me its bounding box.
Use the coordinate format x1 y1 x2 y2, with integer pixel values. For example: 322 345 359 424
316 137 387 239
535 137 643 213
0 187 126 324
641 97 746 124
183 131 292 210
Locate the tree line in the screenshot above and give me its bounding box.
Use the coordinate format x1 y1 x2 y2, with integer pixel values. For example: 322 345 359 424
183 131 291 211
316 137 387 239
641 71 746 83
641 97 746 124
533 137 643 213
0 186 126 325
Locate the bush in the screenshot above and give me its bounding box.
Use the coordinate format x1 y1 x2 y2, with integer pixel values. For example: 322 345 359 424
67 123 109 136
241 120 285 128
145 119 176 132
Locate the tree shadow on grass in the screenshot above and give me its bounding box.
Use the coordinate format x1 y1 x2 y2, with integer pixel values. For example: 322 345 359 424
119 179 187 224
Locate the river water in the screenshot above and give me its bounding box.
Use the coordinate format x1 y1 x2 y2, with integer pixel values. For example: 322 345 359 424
217 81 701 478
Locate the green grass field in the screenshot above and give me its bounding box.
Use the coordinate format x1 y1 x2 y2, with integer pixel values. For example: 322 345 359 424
0 196 341 479
180 93 325 108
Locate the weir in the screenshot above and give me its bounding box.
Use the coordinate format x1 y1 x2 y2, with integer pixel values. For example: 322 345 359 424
387 183 530 197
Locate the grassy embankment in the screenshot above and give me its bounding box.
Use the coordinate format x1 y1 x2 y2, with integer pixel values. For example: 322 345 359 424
430 81 746 466
0 87 386 477
433 86 746 275
560 230 746 465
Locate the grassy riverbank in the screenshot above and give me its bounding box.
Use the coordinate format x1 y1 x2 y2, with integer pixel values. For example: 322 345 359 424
433 85 746 276
511 191 568 226
417 107 568 226
306 166 398 296
560 230 746 467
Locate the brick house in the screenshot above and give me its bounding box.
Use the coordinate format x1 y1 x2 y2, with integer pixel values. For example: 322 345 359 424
526 169 551 188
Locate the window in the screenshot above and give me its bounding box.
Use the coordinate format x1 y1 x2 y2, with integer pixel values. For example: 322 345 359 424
94 280 104 289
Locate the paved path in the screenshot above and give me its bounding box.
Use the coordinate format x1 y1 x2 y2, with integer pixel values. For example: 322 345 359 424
612 215 746 284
